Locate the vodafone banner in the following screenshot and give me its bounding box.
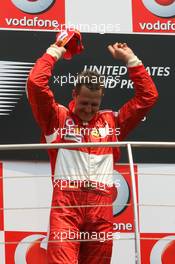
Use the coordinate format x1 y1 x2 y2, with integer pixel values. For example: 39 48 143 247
132 0 175 33
0 0 175 34
0 0 65 31
113 165 138 234
5 232 47 264
141 233 175 264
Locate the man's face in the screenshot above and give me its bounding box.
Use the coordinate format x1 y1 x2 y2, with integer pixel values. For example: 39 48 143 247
73 85 103 122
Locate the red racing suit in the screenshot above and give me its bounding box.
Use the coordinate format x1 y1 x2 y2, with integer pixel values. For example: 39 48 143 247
27 53 158 264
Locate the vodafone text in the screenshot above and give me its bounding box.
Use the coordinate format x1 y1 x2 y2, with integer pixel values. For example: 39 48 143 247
5 16 120 33
139 20 175 31
113 222 132 231
5 16 59 28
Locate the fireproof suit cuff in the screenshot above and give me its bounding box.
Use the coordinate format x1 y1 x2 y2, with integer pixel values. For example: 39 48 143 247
46 44 66 61
127 55 142 67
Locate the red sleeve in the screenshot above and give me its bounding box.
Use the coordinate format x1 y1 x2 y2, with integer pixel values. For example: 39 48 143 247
116 64 159 141
26 53 66 136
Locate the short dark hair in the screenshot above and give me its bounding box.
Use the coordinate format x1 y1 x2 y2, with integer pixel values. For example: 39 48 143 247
74 70 104 94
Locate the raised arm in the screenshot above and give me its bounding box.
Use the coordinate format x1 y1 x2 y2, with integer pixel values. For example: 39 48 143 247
27 30 84 136
26 45 66 135
108 43 159 141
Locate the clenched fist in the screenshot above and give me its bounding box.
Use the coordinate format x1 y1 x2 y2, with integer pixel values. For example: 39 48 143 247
108 42 136 64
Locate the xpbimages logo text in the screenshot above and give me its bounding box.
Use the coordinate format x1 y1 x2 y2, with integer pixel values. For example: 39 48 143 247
0 0 65 31
132 0 175 33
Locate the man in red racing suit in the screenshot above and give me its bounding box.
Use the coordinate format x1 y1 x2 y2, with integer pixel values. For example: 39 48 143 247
27 41 158 264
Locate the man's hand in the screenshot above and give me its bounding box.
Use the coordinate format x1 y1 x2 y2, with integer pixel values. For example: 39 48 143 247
55 29 84 60
108 42 136 64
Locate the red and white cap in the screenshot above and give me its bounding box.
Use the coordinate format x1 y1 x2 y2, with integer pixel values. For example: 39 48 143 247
55 29 84 60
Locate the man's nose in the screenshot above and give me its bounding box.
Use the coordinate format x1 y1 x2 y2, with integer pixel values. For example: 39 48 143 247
84 105 92 113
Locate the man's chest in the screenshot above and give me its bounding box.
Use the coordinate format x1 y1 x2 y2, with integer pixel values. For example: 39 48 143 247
57 116 116 143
